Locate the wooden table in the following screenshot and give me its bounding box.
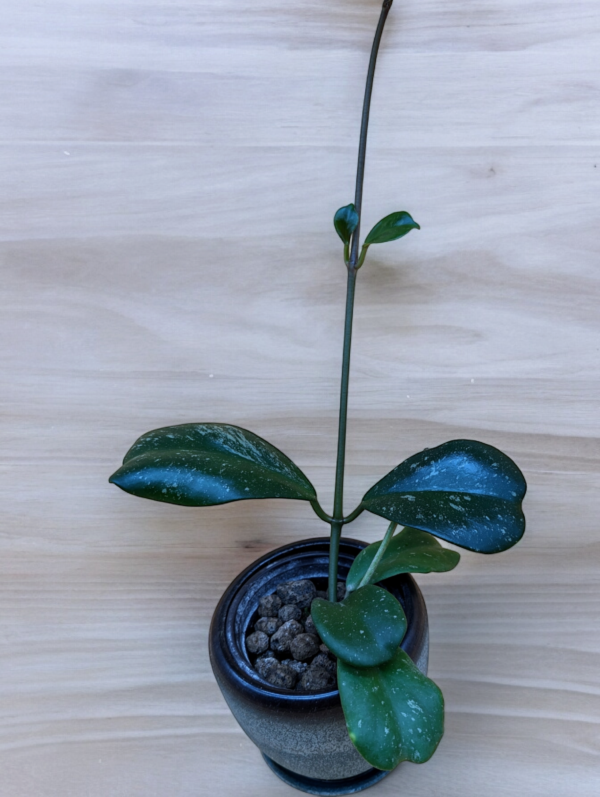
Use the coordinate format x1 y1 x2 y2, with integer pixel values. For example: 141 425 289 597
1 1 599 794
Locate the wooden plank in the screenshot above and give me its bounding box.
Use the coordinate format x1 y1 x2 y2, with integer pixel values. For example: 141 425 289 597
0 1 599 795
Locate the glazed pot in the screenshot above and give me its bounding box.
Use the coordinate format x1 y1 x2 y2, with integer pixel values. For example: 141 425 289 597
209 537 430 796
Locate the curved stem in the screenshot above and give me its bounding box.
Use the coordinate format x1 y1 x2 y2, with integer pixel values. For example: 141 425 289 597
342 504 365 525
356 244 370 269
357 521 397 590
310 500 334 525
328 0 394 601
348 0 394 268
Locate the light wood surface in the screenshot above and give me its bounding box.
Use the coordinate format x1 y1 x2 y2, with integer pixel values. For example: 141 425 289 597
1 1 599 795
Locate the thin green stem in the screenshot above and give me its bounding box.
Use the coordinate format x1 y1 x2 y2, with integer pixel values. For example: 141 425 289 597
343 241 350 265
357 521 398 590
328 0 394 601
310 500 334 525
328 521 343 602
342 504 365 525
348 0 394 268
328 269 357 601
332 269 357 522
356 244 370 269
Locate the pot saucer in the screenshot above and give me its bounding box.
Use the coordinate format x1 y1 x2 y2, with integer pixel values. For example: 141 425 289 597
262 753 391 795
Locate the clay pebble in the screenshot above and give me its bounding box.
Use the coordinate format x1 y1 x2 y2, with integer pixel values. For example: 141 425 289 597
258 593 282 618
255 657 297 689
304 614 317 635
311 652 336 674
276 580 317 609
282 659 309 676
298 668 336 692
255 616 283 635
278 604 302 623
255 649 277 661
246 631 269 654
290 633 320 661
270 619 304 652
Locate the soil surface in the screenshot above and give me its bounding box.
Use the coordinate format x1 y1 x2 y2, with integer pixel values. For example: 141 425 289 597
245 578 344 691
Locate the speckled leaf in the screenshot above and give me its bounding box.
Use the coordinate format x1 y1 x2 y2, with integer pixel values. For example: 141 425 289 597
338 648 444 770
346 527 460 593
362 440 527 554
363 211 420 245
311 585 406 668
109 423 316 507
334 203 359 244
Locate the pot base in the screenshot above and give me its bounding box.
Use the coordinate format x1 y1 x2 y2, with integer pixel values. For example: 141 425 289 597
261 753 392 795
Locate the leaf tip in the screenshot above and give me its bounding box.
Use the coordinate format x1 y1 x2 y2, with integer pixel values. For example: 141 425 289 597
108 467 127 489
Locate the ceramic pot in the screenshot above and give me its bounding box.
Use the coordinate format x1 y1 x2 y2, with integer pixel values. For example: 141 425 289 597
209 537 429 796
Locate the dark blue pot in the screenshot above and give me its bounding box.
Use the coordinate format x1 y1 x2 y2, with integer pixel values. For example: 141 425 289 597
209 537 430 795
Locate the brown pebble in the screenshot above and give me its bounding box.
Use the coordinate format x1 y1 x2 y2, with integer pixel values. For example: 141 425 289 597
282 659 309 676
255 649 277 661
278 604 302 623
255 617 283 635
298 668 336 692
246 631 269 655
276 580 317 609
311 653 336 674
258 593 282 617
304 614 317 635
255 657 297 689
270 619 304 652
290 633 320 661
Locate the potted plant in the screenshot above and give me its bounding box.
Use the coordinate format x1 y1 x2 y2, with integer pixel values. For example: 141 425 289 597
109 1 527 793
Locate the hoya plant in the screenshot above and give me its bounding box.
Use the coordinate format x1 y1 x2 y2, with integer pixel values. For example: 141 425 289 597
109 0 527 773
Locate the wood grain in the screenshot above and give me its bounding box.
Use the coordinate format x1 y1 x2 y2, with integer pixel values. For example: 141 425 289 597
1 1 599 794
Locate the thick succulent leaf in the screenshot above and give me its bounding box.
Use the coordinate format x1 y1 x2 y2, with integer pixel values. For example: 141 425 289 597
311 585 406 668
334 203 359 244
362 440 526 554
109 423 316 507
346 527 460 592
363 211 420 245
338 648 444 770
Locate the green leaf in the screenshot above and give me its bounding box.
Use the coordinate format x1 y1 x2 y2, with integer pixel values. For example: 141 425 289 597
334 203 359 244
346 527 460 592
109 423 316 507
364 211 420 245
338 648 444 770
311 585 406 668
362 439 527 554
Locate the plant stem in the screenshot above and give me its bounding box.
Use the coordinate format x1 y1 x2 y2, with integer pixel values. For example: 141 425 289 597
328 0 394 602
310 500 334 524
348 0 394 268
332 268 357 523
357 521 398 590
342 504 365 525
328 521 343 602
329 268 356 602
